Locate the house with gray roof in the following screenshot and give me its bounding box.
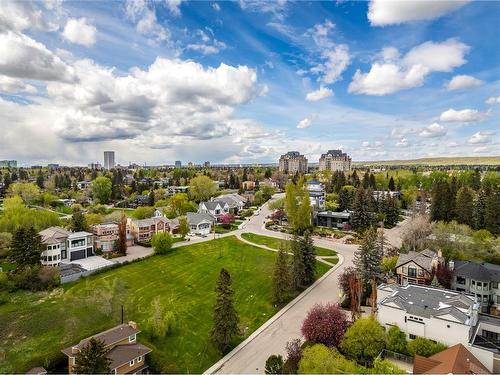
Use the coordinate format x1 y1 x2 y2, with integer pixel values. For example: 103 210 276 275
395 249 443 286
198 200 229 221
377 283 480 347
450 260 500 315
213 193 246 213
39 227 94 265
187 212 214 236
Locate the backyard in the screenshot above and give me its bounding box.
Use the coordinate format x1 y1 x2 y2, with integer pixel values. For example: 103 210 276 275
241 232 339 257
0 236 330 373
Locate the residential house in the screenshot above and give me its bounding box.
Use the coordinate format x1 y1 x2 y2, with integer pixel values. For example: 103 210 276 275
39 227 94 265
395 249 443 285
90 223 119 252
25 367 47 375
413 344 490 374
61 321 151 374
154 207 167 218
278 151 308 174
373 190 401 201
214 193 246 214
127 217 170 243
242 180 255 191
58 198 76 207
314 211 351 229
198 201 229 221
450 260 500 315
76 181 91 190
306 180 326 210
318 149 351 173
167 185 189 195
377 283 480 347
469 314 500 373
187 212 213 236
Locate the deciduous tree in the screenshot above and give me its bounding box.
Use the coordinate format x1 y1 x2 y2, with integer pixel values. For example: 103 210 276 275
91 177 112 204
301 303 348 347
151 232 174 254
272 246 291 304
340 317 386 366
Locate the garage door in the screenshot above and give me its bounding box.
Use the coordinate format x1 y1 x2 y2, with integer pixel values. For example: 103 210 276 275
70 249 86 261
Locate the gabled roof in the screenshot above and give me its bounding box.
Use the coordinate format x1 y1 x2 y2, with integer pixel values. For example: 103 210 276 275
187 212 214 225
132 216 170 227
413 344 490 374
39 226 71 244
453 260 500 283
200 201 226 211
396 249 437 272
107 343 152 370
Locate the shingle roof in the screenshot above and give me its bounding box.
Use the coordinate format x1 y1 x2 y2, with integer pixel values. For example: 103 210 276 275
132 217 170 227
187 212 214 225
413 344 490 374
200 201 223 211
107 343 152 370
396 249 437 272
39 226 70 244
453 260 500 283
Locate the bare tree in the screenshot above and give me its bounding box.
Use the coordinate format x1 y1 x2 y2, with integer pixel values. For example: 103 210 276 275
401 214 432 252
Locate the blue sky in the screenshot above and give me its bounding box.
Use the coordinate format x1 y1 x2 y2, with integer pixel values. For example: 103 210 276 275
0 0 498 166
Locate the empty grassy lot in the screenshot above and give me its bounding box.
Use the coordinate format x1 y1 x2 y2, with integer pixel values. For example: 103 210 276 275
0 236 330 373
241 232 339 258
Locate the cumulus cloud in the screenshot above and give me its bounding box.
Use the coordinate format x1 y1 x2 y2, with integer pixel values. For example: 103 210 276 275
439 108 487 122
62 18 97 47
486 96 500 105
125 0 169 42
0 74 36 93
396 138 410 148
468 131 495 144
297 117 312 129
0 31 75 82
306 86 333 101
165 0 183 16
349 39 469 95
368 0 469 26
446 75 483 91
0 0 60 32
419 122 447 138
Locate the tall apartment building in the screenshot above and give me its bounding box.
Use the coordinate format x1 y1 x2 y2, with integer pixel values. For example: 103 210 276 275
278 151 308 174
104 151 115 170
318 149 351 173
175 160 182 168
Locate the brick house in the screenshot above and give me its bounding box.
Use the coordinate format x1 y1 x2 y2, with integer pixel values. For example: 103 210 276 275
127 217 170 243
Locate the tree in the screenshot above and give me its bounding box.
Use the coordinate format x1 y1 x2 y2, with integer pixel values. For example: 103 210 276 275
285 182 299 230
338 185 356 211
212 268 239 354
301 303 349 347
8 182 40 204
353 227 382 286
340 317 386 366
384 196 400 227
284 339 303 374
265 355 284 374
401 214 432 252
165 193 196 218
219 213 235 228
272 246 291 304
178 216 190 238
472 190 487 230
73 338 111 374
386 326 408 354
299 345 361 374
189 175 217 202
291 235 305 290
9 227 43 267
407 337 447 357
455 186 474 226
151 232 174 254
301 231 316 285
431 180 452 222
296 192 312 235
149 297 176 338
381 256 398 274
36 171 44 189
388 176 395 191
132 206 155 219
116 212 127 255
71 209 87 232
484 190 500 235
351 187 374 230
91 177 112 204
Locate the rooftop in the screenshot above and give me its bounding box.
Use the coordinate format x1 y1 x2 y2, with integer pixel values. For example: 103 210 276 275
396 249 439 272
453 260 500 283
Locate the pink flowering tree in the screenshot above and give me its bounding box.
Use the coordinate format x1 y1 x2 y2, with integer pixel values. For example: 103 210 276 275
301 303 349 347
270 209 285 223
219 213 235 228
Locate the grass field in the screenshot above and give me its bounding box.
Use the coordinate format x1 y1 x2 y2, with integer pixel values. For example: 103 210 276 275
241 232 338 258
0 236 330 373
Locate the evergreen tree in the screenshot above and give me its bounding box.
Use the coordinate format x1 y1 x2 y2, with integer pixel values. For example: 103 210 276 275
353 227 382 286
369 174 376 189
471 169 481 191
472 190 487 230
349 170 360 187
384 196 400 227
351 187 374 230
36 171 44 189
272 246 291 304
73 338 111 374
362 172 370 189
431 180 452 222
484 190 500 235
212 268 239 354
116 212 128 255
388 177 395 191
301 231 316 286
338 186 356 211
449 176 459 220
291 235 305 291
71 209 87 232
455 186 474 226
9 227 42 267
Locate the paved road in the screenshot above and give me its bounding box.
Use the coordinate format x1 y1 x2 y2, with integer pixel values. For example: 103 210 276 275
204 195 358 374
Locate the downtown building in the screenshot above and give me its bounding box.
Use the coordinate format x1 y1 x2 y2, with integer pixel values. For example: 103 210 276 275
318 149 351 173
278 151 308 174
104 151 115 170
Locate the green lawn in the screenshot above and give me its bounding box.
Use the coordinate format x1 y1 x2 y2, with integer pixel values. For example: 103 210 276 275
0 236 330 373
0 261 16 271
241 232 338 257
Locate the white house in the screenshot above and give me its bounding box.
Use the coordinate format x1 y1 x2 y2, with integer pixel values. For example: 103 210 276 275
154 207 167 218
376 283 480 347
187 212 214 236
198 201 229 221
39 227 95 266
213 193 246 214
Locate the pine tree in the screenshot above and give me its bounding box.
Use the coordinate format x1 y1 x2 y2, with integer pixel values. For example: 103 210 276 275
384 196 400 227
301 231 316 286
272 246 291 304
9 227 42 267
362 172 370 189
353 227 382 287
472 190 487 230
291 235 305 291
212 268 239 354
484 190 500 235
351 187 374 230
388 177 395 191
9 227 26 265
73 338 111 374
369 174 376 189
338 186 356 211
455 186 474 226
431 180 452 222
36 171 44 189
71 209 87 232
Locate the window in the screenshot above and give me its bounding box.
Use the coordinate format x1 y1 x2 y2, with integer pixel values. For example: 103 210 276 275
418 269 424 277
456 276 466 285
129 359 135 366
493 282 499 289
402 266 407 274
483 295 488 302
129 334 136 342
409 334 417 340
472 280 476 286
71 239 86 248
138 356 143 362
408 267 417 278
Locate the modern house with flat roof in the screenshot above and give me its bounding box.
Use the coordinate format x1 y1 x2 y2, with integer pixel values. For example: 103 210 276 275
306 180 326 210
39 227 94 265
314 210 351 229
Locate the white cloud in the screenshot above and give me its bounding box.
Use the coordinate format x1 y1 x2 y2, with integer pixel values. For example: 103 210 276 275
396 138 410 148
486 96 500 105
125 0 169 42
62 18 97 47
297 117 312 129
368 0 469 26
212 3 221 11
0 31 75 82
361 141 383 150
0 74 36 93
468 131 495 144
0 1 60 32
186 29 226 55
446 75 483 91
165 0 183 16
439 108 487 122
306 86 333 101
419 122 447 138
349 39 469 95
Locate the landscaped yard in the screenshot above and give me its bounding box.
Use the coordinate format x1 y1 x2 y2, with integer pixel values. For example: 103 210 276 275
214 220 243 234
0 236 330 373
241 232 338 257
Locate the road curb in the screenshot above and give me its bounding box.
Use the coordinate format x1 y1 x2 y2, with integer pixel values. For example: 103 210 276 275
203 251 345 374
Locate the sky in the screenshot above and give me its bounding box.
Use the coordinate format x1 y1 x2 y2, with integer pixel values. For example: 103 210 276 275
0 0 499 166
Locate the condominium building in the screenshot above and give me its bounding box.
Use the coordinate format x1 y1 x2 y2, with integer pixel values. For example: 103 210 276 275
104 151 115 170
278 151 308 174
175 160 182 168
318 149 351 173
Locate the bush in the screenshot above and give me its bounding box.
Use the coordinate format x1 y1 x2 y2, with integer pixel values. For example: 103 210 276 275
340 317 386 366
407 337 446 357
265 355 284 374
10 265 60 291
284 339 303 374
301 303 349 347
299 344 361 374
386 326 408 355
151 232 174 255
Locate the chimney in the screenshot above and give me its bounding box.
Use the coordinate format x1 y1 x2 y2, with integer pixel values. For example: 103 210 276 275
448 260 455 271
71 346 79 354
128 321 137 330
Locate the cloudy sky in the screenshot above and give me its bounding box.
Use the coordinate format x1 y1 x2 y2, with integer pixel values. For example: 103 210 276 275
0 0 499 166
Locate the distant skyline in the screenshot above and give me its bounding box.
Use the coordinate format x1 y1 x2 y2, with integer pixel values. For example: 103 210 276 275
0 0 499 165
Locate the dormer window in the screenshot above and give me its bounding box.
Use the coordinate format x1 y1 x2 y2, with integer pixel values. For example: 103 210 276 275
129 334 136 342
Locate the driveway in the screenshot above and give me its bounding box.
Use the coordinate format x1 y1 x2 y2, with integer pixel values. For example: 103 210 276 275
112 245 154 263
